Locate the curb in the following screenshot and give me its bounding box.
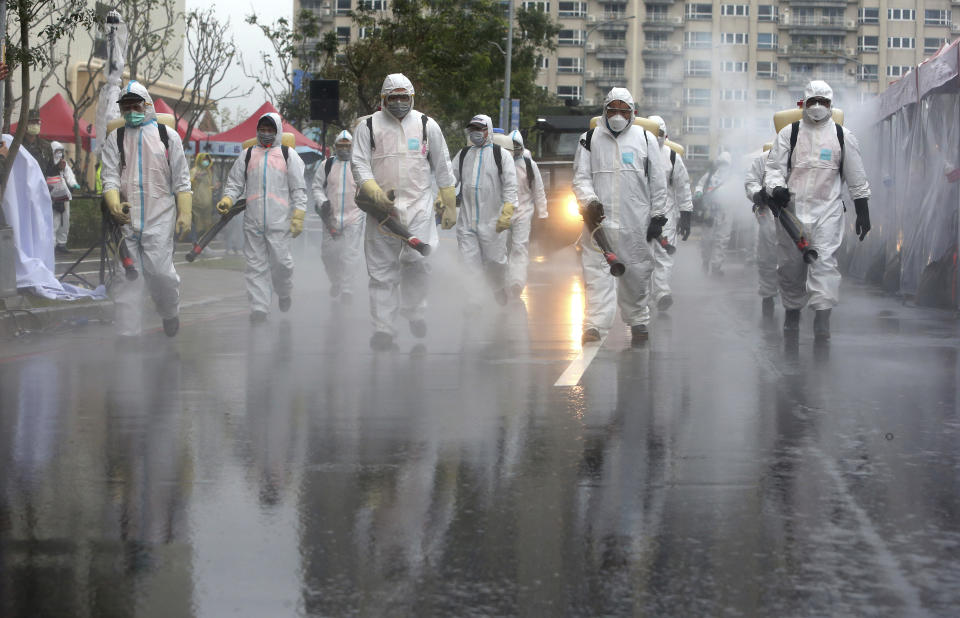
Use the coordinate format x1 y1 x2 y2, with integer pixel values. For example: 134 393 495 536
0 296 115 338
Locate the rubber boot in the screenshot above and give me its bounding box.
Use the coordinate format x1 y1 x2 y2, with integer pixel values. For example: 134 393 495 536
279 296 292 312
814 309 831 341
510 283 524 299
581 328 601 345
370 331 394 351
657 295 673 311
783 309 800 333
630 324 649 347
250 310 268 324
162 316 179 337
762 296 775 319
410 319 427 338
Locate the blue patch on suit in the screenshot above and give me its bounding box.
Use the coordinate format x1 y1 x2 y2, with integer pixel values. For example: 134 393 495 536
621 152 635 165
408 138 420 151
820 148 832 161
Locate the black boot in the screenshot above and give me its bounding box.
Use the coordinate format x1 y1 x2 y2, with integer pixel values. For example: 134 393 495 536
814 309 831 341
278 296 292 312
249 310 268 324
657 295 673 311
409 319 427 338
162 316 179 337
762 296 775 319
630 324 649 347
581 328 601 345
783 309 800 333
370 331 394 351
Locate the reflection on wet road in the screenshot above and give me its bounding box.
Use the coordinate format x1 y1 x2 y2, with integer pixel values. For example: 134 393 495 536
2 238 959 616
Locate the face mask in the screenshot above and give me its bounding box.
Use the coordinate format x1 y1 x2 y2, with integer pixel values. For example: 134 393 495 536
386 100 411 119
806 104 830 122
27 124 41 136
335 146 352 160
123 112 145 127
468 131 486 147
201 160 211 167
607 115 629 133
513 147 523 159
258 130 275 147
54 152 64 163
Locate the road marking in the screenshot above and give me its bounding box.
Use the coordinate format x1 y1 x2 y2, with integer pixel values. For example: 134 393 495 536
554 336 606 387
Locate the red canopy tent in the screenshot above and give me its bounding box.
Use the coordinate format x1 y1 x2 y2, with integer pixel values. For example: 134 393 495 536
152 97 209 143
11 93 94 149
205 101 323 157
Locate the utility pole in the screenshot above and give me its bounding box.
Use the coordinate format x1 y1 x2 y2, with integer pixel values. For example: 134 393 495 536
501 0 514 129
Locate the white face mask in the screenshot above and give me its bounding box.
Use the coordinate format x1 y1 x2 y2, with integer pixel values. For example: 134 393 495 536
657 136 666 149
606 115 629 133
806 103 831 122
468 131 486 147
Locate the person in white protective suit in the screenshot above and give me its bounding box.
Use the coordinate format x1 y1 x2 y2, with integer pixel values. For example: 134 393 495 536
50 141 80 254
646 115 692 311
573 87 669 347
352 73 457 350
744 147 779 318
101 81 192 339
313 130 363 303
764 80 871 340
218 112 307 323
504 129 547 299
695 150 733 276
453 114 519 307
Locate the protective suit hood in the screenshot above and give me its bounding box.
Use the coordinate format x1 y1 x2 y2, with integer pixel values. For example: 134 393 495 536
334 129 353 143
648 114 667 147
119 81 156 120
509 129 525 149
257 112 282 136
802 80 833 124
194 152 212 167
466 114 494 146
51 141 65 152
602 87 636 133
381 73 415 97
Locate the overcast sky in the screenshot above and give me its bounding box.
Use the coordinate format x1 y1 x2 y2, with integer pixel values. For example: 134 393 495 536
184 0 292 120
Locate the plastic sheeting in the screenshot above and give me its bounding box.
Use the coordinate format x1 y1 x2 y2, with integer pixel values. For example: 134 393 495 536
843 41 960 309
93 18 128 157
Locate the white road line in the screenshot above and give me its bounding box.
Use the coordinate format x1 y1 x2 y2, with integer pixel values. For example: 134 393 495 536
554 336 606 387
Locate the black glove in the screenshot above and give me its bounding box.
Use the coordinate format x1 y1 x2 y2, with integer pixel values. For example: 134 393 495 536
580 199 605 228
646 215 666 242
678 210 691 241
769 186 790 217
854 198 870 241
752 191 765 207
315 200 330 218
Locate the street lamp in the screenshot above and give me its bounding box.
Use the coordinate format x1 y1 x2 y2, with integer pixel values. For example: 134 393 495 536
581 15 636 106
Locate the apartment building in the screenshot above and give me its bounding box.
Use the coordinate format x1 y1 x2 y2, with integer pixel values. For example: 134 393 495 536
298 0 959 168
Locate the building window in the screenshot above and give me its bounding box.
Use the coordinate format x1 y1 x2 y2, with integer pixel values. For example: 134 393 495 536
858 36 878 53
683 116 710 133
558 29 584 46
756 89 774 105
757 32 777 50
720 33 748 45
336 0 351 15
684 4 712 20
557 57 582 73
683 88 711 105
756 61 777 79
602 30 626 44
557 85 582 100
858 8 879 24
539 57 549 69
646 5 668 20
336 26 351 44
523 1 551 13
887 8 916 21
718 117 746 129
687 144 709 160
720 61 748 73
684 31 712 49
757 5 777 23
557 2 586 17
358 0 387 9
924 38 948 55
720 89 748 101
888 37 915 49
685 59 711 77
720 4 748 17
358 26 381 38
604 6 626 20
887 65 912 78
645 60 667 79
925 10 952 26
603 59 625 78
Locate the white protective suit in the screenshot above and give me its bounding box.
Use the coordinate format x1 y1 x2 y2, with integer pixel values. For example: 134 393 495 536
313 129 363 297
744 151 779 299
223 112 307 314
697 151 733 273
505 130 547 292
764 81 871 310
572 88 669 332
647 115 692 304
101 81 191 336
453 114 519 301
351 74 456 336
50 141 78 247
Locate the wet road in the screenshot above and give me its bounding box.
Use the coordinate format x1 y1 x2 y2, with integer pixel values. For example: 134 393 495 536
2 230 959 616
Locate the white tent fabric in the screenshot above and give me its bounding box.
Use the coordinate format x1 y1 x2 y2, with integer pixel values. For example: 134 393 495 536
1 135 105 300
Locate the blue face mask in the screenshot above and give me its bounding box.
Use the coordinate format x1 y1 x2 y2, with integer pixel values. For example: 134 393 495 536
123 111 145 127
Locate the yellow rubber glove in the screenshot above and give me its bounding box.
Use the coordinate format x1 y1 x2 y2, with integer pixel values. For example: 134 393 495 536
216 195 233 215
496 202 515 233
175 192 192 236
290 209 305 237
438 185 458 230
103 189 130 224
358 179 394 216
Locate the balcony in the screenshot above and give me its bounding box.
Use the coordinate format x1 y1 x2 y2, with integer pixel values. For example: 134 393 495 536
597 20 631 33
596 45 629 59
597 75 626 89
642 15 684 32
786 0 848 6
777 44 847 60
780 15 857 33
787 72 850 87
642 42 681 58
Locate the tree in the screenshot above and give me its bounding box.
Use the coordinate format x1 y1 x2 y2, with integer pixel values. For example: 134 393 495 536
1 0 94 207
175 8 249 148
116 0 181 91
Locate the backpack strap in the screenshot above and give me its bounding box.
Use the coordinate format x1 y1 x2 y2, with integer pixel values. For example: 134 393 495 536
788 121 800 173
158 123 169 152
367 116 375 150
243 146 253 182
421 114 429 155
835 122 845 176
579 128 595 152
669 150 676 186
322 156 335 190
117 127 125 170
492 143 502 176
281 145 289 163
524 156 534 190
643 131 650 178
457 147 468 181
